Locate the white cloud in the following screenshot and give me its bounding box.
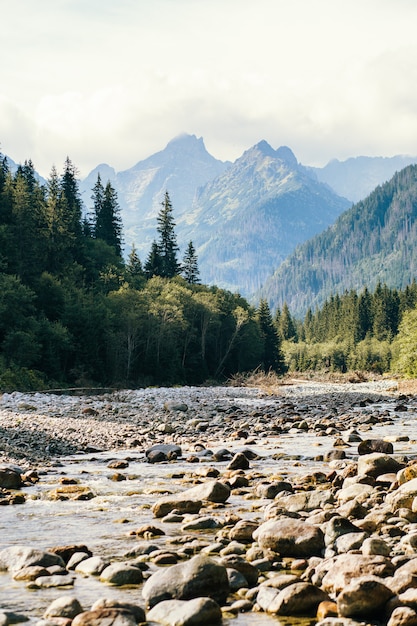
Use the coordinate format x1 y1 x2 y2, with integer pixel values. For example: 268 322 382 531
2 0 417 176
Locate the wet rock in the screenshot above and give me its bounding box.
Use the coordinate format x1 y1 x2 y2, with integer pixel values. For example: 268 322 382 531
182 516 223 531
253 518 325 557
13 565 49 581
256 481 293 499
48 485 95 501
272 489 334 513
141 554 230 609
28 574 75 588
387 478 417 510
43 596 84 620
181 480 231 504
90 600 145 624
0 467 22 489
146 444 182 461
147 597 222 626
0 546 65 574
227 453 250 470
337 576 394 617
72 609 136 626
324 516 363 547
49 545 93 564
358 439 394 455
220 555 258 586
164 401 188 412
227 567 249 591
99 562 143 585
152 497 202 518
75 556 109 576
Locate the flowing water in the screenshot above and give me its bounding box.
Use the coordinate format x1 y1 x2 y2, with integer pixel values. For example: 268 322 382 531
1 383 417 625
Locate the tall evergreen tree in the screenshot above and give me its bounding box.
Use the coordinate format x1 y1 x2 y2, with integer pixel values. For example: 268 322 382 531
182 240 200 284
125 244 145 288
156 191 180 278
95 180 123 257
144 240 164 278
256 299 286 372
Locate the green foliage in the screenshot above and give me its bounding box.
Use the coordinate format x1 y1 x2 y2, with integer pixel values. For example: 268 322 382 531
392 307 417 376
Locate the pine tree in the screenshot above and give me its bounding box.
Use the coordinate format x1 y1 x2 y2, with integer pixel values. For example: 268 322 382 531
279 302 297 341
156 191 180 278
257 299 286 373
182 241 200 284
125 244 145 288
95 180 123 257
144 240 164 278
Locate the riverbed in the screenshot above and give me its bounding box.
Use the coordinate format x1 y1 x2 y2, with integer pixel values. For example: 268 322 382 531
1 378 416 625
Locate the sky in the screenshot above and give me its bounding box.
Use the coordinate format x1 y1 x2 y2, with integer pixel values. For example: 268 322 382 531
2 0 417 178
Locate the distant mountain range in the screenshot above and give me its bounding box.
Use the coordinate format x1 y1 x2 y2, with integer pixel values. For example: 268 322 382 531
6 134 417 302
79 134 417 297
259 164 417 317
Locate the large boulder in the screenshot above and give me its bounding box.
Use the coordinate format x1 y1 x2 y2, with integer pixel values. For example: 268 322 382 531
0 467 22 489
357 453 403 478
152 480 230 518
0 546 65 574
253 518 324 557
319 554 394 594
257 581 330 615
146 597 222 626
337 576 395 618
270 489 334 514
72 609 136 626
141 555 230 609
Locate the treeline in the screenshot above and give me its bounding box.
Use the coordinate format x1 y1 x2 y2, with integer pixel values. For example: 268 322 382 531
0 153 285 390
277 281 417 375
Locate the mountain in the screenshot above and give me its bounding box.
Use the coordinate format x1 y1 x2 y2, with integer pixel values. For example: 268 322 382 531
311 155 417 203
259 164 417 318
79 134 229 255
180 141 351 294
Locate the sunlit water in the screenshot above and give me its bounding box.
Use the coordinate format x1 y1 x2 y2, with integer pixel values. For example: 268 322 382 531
1 387 417 625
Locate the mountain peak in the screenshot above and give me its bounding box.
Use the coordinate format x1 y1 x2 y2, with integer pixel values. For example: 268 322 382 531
165 133 207 154
253 140 276 158
276 146 298 168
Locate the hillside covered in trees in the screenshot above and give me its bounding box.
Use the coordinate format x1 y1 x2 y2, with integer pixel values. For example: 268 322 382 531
260 165 417 318
0 153 285 390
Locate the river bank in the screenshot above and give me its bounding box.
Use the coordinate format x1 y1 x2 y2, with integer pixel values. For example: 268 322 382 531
2 377 417 626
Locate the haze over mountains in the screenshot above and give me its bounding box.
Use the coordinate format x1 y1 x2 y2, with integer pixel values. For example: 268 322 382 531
78 134 417 299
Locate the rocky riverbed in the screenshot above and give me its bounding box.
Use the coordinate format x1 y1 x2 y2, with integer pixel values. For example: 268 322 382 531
2 377 417 626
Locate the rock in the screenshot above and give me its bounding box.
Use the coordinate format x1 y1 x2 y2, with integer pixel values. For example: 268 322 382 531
90 600 145 623
337 483 375 505
259 581 330 615
182 516 223 531
72 609 136 626
334 532 368 554
324 516 363 547
387 478 417 510
164 402 188 412
141 554 229 609
357 453 403 477
43 596 84 620
0 467 22 489
256 481 293 498
388 607 417 626
227 568 249 591
145 444 182 461
228 520 258 544
0 546 65 574
253 518 324 557
49 545 93 564
358 439 394 455
146 597 222 626
227 453 250 470
48 485 95 501
28 574 75 588
220 556 258 586
99 562 143 585
337 576 394 617
320 554 394 593
272 489 334 513
398 464 417 485
152 480 230 518
362 537 391 556
13 565 49 581
75 556 109 576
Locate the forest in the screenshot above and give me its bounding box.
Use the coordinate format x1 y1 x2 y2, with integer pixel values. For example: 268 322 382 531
0 154 284 390
1 151 417 392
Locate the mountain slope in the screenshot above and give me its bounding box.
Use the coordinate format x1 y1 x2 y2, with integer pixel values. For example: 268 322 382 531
182 141 350 294
311 155 417 203
79 133 229 254
259 164 417 317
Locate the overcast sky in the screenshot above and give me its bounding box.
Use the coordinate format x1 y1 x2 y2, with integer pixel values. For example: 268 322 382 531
2 0 417 177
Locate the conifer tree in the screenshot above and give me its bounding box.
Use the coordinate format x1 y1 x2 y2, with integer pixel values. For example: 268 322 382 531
256 299 286 373
144 240 163 278
156 191 180 278
95 180 123 257
125 244 145 288
182 240 200 284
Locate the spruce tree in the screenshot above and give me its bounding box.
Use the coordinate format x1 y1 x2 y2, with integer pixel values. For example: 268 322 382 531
144 240 163 278
125 244 145 288
95 180 123 257
156 191 180 278
257 299 286 373
182 240 200 284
